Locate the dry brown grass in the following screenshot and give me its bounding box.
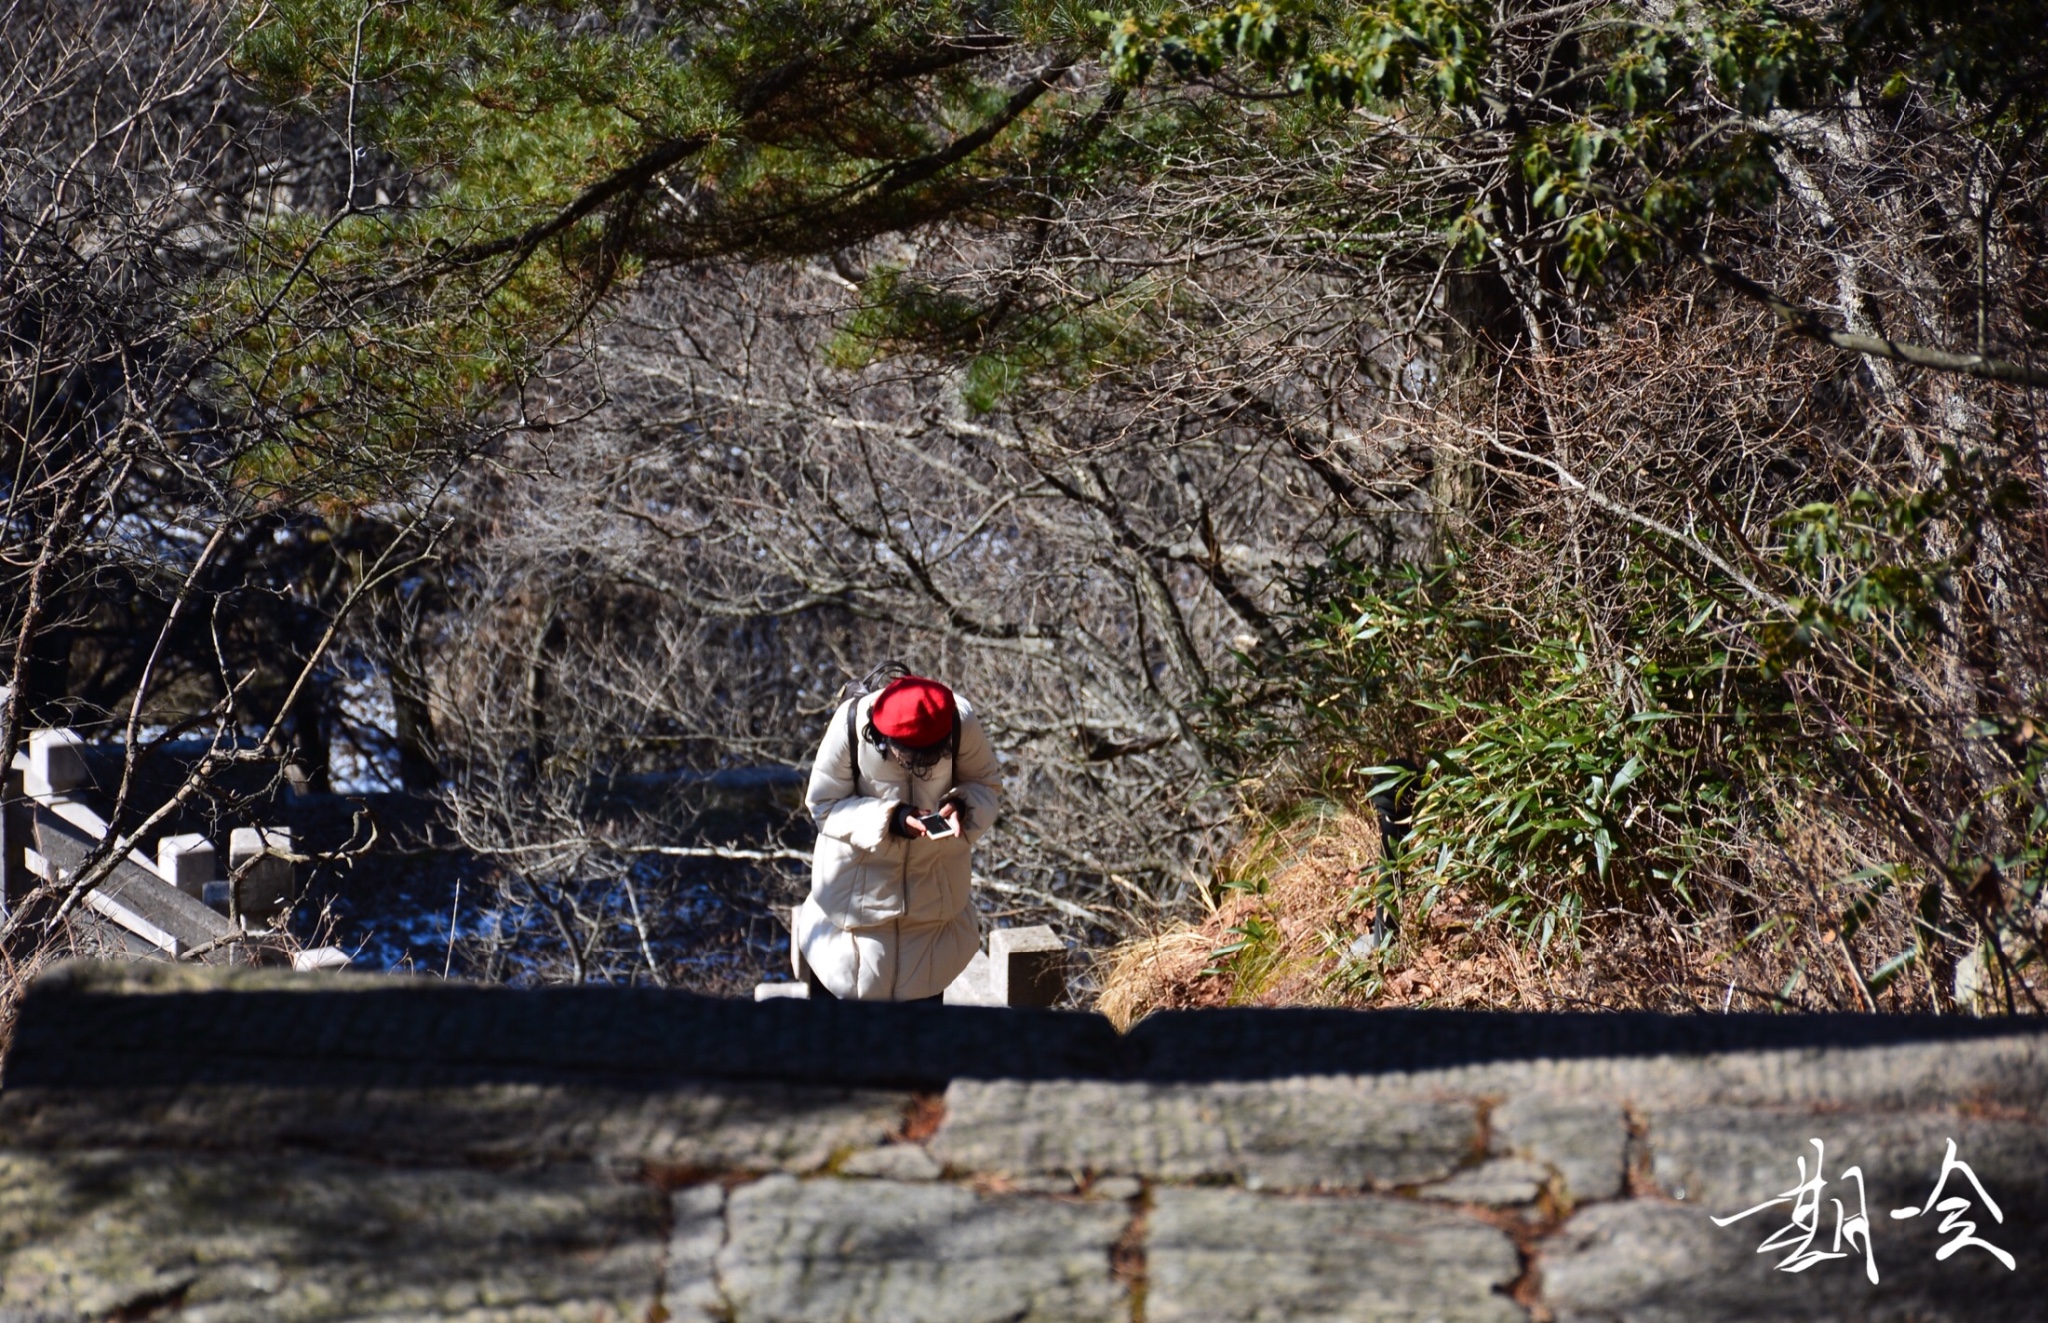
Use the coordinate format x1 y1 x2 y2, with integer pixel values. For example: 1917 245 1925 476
1094 930 1227 1031
1088 798 1945 1029
1095 806 1393 1030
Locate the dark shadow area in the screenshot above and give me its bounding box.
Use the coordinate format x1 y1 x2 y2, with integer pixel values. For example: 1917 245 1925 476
8 967 2045 1092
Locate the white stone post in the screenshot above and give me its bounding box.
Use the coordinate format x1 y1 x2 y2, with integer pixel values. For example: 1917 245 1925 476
228 826 294 924
991 926 1065 1008
156 834 217 900
753 982 812 1001
25 728 88 797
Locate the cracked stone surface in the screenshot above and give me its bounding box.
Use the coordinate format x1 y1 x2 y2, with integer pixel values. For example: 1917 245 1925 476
838 1143 944 1180
707 1174 1129 1323
0 1081 908 1172
1146 1187 1524 1323
1644 1107 2048 1213
0 1150 663 1321
1423 1157 1550 1204
1540 1197 2040 1322
663 1184 729 1322
1492 1095 1628 1202
933 1078 1477 1189
4 964 2047 1322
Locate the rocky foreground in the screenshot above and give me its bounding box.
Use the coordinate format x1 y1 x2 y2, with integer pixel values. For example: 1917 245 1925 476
0 962 2042 1320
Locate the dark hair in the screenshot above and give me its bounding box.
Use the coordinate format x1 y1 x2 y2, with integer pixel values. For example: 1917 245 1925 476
862 715 950 776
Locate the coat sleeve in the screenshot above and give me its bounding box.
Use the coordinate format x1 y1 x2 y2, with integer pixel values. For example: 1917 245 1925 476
807 698 899 853
947 698 1002 844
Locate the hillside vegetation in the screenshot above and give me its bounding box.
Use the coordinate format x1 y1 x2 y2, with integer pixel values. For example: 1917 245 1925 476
4 0 2044 1014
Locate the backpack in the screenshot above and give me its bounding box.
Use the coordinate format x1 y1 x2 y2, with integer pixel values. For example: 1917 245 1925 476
837 661 960 795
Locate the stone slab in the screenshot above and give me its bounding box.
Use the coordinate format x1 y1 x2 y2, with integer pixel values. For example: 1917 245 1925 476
14 962 2048 1100
156 832 217 898
707 1174 1129 1322
1145 1187 1524 1323
991 925 1065 1008
2 961 1126 1091
943 947 999 1006
0 1149 663 1321
292 945 352 972
838 1143 943 1180
933 1078 1477 1190
25 729 88 796
664 1184 729 1321
1117 1006 2048 1088
1422 1156 1551 1204
1540 1196 2041 1322
1493 1094 1629 1201
0 1081 909 1172
31 811 234 954
1645 1106 2048 1214
228 825 293 922
1527 1106 2048 1321
7 964 2048 1322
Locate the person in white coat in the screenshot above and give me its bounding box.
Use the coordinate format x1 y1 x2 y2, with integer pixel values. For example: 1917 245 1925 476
794 674 1001 1001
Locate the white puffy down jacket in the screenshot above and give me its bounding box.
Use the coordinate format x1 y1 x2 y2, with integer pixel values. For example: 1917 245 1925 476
794 691 1002 1001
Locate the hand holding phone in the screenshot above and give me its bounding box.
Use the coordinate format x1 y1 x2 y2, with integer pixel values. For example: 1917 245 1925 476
917 811 957 839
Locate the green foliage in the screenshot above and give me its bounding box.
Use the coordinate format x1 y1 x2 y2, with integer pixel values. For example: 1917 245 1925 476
1217 440 2048 984
212 0 2048 494
201 205 593 495
1760 448 2031 670
221 0 1105 477
1096 1 1833 279
1205 910 1288 999
825 267 988 370
1101 0 1487 108
209 0 2048 497
1225 550 1749 938
1095 0 2048 302
1208 912 1276 960
1404 645 1679 911
1844 0 2048 125
826 267 1153 411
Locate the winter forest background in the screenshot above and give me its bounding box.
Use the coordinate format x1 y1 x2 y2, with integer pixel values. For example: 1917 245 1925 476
5 0 2046 1020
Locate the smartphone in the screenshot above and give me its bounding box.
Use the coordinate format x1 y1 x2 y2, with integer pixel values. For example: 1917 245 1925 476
918 812 957 838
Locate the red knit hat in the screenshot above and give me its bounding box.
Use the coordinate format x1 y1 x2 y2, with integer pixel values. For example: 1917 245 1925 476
870 676 957 747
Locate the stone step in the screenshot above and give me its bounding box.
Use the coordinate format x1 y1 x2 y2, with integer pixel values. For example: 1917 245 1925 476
31 806 235 959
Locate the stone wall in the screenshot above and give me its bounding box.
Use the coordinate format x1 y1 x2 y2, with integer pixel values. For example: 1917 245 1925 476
1 962 2043 1321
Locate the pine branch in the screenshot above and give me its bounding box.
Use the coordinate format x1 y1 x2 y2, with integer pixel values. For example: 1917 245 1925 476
875 57 1073 196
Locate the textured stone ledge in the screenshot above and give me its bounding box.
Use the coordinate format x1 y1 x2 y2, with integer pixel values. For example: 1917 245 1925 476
15 960 2047 1092
0 1080 910 1172
1 962 2044 1321
1145 1187 1523 1323
0 1150 664 1321
930 1079 1481 1190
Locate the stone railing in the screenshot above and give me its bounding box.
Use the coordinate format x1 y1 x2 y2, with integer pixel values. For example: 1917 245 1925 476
2 721 343 969
0 961 2041 1321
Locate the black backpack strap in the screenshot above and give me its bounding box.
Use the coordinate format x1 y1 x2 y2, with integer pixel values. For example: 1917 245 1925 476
844 697 862 797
